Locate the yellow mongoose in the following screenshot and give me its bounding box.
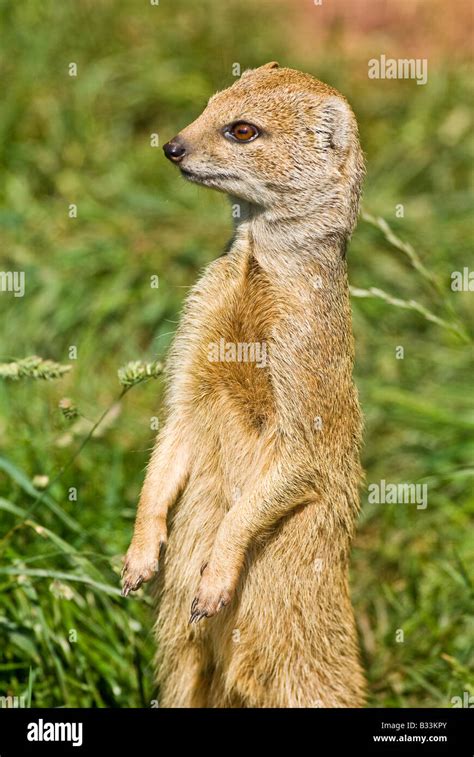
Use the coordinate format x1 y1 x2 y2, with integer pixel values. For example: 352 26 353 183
122 62 367 707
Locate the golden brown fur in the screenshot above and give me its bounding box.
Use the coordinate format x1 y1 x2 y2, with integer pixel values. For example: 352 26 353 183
122 62 367 707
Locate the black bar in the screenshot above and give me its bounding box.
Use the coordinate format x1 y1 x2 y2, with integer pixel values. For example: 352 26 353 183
0 707 471 755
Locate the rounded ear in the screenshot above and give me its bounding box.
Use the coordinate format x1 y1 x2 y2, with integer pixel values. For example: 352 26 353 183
241 61 280 79
313 96 354 152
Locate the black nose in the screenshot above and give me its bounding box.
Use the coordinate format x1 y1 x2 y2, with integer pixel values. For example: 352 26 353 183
163 138 186 163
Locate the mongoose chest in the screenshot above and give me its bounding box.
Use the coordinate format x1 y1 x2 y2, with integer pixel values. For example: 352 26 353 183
192 253 278 432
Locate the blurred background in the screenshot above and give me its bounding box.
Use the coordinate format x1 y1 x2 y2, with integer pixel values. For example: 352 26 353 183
0 0 472 708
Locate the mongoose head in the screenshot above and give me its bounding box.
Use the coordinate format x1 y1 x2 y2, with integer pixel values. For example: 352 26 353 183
164 63 364 235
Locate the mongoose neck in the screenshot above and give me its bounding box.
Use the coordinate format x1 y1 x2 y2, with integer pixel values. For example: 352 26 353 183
230 209 349 274
228 191 356 267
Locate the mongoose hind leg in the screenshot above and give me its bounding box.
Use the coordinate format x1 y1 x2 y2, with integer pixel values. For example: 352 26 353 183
157 639 214 708
206 676 245 708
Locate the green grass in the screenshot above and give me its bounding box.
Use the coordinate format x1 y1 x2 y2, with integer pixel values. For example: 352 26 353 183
0 0 472 707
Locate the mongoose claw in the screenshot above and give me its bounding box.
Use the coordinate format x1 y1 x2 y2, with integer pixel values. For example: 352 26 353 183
189 598 205 624
121 575 144 598
189 609 207 625
121 540 165 597
189 573 233 622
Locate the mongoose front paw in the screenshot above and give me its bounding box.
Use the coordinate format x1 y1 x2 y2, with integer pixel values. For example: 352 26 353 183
121 540 165 597
189 567 235 623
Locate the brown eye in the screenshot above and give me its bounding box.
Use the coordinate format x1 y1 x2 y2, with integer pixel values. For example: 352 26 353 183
225 122 260 143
